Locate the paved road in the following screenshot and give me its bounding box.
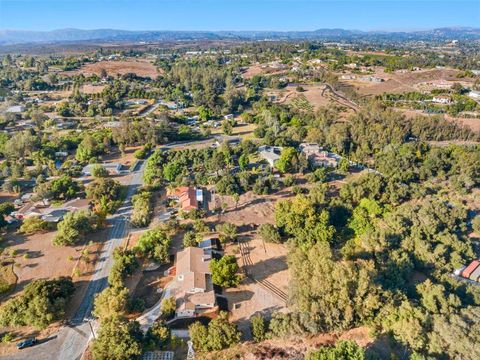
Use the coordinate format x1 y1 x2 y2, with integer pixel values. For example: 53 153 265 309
5 162 145 360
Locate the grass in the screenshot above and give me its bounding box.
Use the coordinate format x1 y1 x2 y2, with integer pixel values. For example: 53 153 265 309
0 262 17 295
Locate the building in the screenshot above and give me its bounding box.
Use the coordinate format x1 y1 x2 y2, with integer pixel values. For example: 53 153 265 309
168 186 201 212
432 95 453 104
82 163 122 176
468 90 480 100
223 114 234 120
5 105 25 113
174 247 217 318
299 143 340 168
258 145 283 167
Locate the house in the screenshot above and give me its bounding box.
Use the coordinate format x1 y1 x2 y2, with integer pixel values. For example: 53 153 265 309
168 186 199 212
12 202 47 219
432 95 453 104
299 143 340 168
5 105 25 113
82 163 122 176
258 145 283 167
469 90 480 100
174 247 217 318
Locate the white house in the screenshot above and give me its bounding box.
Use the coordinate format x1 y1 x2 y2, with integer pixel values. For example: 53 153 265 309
82 163 122 176
258 145 283 167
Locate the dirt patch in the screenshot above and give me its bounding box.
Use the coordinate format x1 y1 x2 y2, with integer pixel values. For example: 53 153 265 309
80 84 106 94
197 327 374 360
0 261 17 296
70 60 160 79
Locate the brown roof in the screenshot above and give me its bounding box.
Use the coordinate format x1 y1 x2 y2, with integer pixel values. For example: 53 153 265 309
176 247 210 278
169 187 197 211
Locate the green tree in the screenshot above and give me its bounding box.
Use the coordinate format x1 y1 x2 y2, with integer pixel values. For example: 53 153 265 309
306 340 365 360
258 223 281 243
250 314 267 342
93 286 129 321
53 211 95 246
275 147 299 173
160 296 176 318
134 227 171 263
91 317 143 360
210 255 241 288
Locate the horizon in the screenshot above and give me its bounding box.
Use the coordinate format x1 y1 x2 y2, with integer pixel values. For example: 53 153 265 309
0 0 478 32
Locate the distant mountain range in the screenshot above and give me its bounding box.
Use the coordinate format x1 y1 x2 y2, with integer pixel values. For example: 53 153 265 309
1 27 480 45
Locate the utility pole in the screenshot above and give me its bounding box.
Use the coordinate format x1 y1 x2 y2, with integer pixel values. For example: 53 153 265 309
187 340 195 360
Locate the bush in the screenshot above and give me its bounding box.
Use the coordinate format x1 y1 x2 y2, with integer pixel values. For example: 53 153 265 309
134 147 148 159
258 223 282 243
19 216 54 234
0 277 74 329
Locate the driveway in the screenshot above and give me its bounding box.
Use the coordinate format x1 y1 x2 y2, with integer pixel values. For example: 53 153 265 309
136 281 176 332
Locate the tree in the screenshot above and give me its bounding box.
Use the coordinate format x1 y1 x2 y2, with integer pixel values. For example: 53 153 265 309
250 314 267 342
210 255 241 288
53 211 95 246
19 216 53 235
134 227 171 263
91 317 143 360
160 296 176 318
275 147 299 173
473 215 480 235
216 222 237 243
183 231 198 247
91 165 109 178
189 312 241 352
0 277 74 329
93 286 129 321
131 191 153 227
222 121 233 136
144 321 171 350
76 134 102 162
258 223 281 243
108 249 139 287
86 178 123 213
306 340 365 360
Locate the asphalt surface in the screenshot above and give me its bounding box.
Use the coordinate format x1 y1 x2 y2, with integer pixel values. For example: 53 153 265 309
4 161 145 360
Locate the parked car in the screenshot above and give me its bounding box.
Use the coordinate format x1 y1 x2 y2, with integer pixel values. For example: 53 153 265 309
16 338 37 349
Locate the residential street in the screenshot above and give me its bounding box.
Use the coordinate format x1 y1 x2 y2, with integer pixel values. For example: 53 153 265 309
5 161 145 360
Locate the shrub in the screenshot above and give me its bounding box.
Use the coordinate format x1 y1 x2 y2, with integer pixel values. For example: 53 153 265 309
19 216 54 234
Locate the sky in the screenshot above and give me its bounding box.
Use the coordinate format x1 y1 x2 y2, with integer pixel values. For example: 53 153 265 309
0 0 479 32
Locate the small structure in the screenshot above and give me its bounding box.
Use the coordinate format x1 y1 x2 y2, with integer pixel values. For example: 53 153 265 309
258 145 283 167
223 114 234 120
299 143 340 168
82 163 122 176
174 247 217 318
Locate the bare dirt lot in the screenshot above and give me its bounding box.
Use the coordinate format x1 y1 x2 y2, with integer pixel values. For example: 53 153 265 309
342 67 468 96
68 60 160 79
243 64 288 79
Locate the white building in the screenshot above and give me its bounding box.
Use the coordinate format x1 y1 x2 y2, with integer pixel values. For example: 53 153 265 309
258 145 283 167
